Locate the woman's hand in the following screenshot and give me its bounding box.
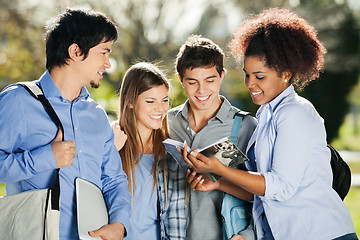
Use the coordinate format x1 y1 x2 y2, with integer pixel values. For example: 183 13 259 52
111 121 127 151
180 141 223 175
230 234 247 240
186 169 220 192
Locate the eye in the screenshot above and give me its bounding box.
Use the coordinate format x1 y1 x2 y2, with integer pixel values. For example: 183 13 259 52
207 79 215 83
145 100 154 104
188 81 197 85
163 98 169 103
256 75 265 80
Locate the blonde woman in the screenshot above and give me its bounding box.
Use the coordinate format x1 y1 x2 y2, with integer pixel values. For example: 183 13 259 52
112 62 186 239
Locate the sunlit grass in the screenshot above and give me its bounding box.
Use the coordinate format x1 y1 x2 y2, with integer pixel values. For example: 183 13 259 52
344 187 360 236
0 183 5 197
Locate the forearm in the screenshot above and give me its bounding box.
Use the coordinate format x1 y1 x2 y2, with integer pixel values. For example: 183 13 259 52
217 164 266 196
0 145 57 182
217 177 254 201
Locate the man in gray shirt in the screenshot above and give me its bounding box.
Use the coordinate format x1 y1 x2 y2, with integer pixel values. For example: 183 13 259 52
168 35 257 240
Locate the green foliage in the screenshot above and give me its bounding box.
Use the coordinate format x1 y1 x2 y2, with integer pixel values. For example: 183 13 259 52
300 8 360 142
332 113 360 151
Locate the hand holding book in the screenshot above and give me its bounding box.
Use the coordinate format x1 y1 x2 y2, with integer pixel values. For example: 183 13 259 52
163 137 248 182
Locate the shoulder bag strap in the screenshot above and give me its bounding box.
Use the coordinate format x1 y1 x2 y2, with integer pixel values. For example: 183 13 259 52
18 81 61 211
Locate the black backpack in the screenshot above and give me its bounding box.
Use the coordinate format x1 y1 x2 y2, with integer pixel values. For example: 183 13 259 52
328 145 351 200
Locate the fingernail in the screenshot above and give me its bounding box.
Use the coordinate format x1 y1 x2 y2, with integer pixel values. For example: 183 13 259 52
187 169 190 173
184 140 187 146
191 171 196 176
190 151 197 157
200 179 205 184
197 175 202 180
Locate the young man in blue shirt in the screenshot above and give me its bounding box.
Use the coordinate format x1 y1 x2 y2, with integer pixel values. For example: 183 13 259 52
0 9 130 239
168 35 257 240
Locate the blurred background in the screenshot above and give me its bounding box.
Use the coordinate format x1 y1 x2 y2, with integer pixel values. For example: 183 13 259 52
0 0 359 235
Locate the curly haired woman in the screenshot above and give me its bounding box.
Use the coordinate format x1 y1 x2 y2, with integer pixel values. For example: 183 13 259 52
183 8 357 240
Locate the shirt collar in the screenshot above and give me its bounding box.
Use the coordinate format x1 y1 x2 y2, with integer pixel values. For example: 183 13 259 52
179 96 233 123
268 84 294 111
38 70 90 100
256 85 295 120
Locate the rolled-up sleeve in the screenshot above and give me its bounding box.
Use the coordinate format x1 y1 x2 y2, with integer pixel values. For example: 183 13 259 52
261 104 317 201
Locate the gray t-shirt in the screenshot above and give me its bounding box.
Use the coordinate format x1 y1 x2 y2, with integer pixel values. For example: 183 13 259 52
168 97 257 240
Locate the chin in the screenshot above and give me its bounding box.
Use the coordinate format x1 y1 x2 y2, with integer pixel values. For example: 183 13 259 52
90 81 100 89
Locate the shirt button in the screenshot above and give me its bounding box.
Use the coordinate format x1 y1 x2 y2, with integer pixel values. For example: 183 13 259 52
79 150 82 153
75 127 78 130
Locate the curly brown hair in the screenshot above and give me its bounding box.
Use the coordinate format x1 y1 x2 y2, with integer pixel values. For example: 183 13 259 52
229 8 327 90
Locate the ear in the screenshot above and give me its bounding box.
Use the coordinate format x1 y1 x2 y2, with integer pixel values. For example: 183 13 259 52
178 74 184 88
68 43 82 62
220 70 225 82
282 71 292 83
128 103 134 109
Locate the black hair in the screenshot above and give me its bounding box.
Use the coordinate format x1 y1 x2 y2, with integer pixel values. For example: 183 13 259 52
44 8 118 71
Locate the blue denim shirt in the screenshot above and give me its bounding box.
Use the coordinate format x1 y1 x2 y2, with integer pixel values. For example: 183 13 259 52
246 85 356 240
0 71 131 239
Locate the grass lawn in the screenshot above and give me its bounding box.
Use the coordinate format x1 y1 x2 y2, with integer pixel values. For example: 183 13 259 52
344 186 360 236
0 183 5 197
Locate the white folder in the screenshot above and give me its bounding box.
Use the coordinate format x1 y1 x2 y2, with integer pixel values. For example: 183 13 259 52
76 178 108 240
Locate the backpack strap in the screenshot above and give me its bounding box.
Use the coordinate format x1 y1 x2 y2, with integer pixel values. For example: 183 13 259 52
18 81 64 136
17 81 61 211
230 111 252 146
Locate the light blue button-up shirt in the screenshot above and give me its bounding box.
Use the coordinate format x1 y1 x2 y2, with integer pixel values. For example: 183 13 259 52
125 154 160 240
0 71 131 239
246 85 355 240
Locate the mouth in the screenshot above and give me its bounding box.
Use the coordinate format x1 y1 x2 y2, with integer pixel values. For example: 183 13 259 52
149 114 163 121
195 95 210 102
97 71 104 78
250 91 262 97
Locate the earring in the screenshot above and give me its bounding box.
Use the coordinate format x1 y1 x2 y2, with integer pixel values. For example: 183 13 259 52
284 79 288 83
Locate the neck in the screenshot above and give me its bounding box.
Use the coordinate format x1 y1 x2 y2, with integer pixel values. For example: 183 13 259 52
137 126 153 154
49 67 83 102
188 97 223 133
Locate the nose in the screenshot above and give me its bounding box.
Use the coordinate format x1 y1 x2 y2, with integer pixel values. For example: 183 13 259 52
245 76 255 88
154 102 169 113
197 82 205 93
104 57 111 69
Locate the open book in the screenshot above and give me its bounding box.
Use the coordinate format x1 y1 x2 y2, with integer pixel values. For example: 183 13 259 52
163 137 248 182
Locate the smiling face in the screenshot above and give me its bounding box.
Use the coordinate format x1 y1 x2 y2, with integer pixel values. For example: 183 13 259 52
181 66 223 113
243 56 291 105
78 40 113 88
134 84 169 136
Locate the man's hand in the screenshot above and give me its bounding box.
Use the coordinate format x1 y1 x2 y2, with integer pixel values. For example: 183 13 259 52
89 222 125 240
111 122 127 151
51 129 76 168
186 169 220 192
